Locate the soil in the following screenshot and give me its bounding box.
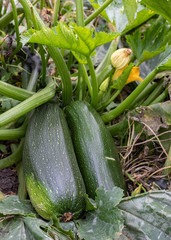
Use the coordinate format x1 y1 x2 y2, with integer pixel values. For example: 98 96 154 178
0 167 18 195
0 141 19 195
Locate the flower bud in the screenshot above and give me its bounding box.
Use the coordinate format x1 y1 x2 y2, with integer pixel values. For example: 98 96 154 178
111 48 132 69
99 77 110 92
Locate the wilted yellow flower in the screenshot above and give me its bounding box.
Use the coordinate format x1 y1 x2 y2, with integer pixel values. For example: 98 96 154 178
112 65 143 84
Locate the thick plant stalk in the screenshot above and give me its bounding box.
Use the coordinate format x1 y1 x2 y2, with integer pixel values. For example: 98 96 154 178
10 0 20 45
150 88 168 105
101 68 158 123
76 0 84 26
84 0 113 25
128 82 158 109
17 162 27 200
19 0 72 106
87 56 98 108
0 81 34 101
75 0 87 101
0 139 24 169
0 81 56 128
0 8 24 29
0 128 25 140
53 0 60 26
141 78 164 106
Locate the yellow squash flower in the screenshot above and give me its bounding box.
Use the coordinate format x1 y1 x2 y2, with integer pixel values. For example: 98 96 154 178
112 65 143 84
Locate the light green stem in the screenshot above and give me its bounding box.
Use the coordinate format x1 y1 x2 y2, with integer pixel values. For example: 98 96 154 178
10 0 20 45
150 88 168 105
0 81 56 128
19 0 72 106
0 8 24 29
87 56 98 108
0 128 25 140
76 0 84 26
17 162 27 200
98 89 121 111
0 139 24 169
85 0 113 25
102 68 158 123
53 0 60 26
0 80 34 101
142 78 164 106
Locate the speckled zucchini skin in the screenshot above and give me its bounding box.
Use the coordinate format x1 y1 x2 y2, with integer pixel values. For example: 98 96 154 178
23 103 86 220
65 101 126 199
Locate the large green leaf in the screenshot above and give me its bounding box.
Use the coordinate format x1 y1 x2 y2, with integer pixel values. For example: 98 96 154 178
126 17 171 65
122 0 137 24
1 190 171 239
0 216 52 240
0 196 73 240
21 22 119 62
118 191 171 240
89 0 155 33
0 195 35 216
141 0 171 22
76 187 124 240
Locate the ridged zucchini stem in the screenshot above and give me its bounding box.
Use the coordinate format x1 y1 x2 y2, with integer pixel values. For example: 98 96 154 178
53 0 60 27
87 56 98 108
150 87 169 105
102 68 158 123
0 81 56 128
128 82 158 109
0 128 25 140
141 78 164 106
76 0 84 27
10 0 20 45
84 0 113 26
17 162 27 200
0 8 24 29
0 139 24 169
0 81 34 101
19 0 72 106
75 0 86 101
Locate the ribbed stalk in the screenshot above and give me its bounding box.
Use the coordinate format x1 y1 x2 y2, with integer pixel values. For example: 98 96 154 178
19 0 72 106
87 56 98 108
0 81 56 128
0 139 24 169
102 68 158 123
128 82 158 109
0 8 24 29
84 0 113 25
10 0 20 45
17 162 27 200
0 81 34 101
53 0 60 26
150 88 169 105
141 78 164 106
0 128 25 140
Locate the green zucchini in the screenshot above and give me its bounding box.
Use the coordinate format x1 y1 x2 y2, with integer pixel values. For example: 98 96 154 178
23 103 86 220
65 101 126 199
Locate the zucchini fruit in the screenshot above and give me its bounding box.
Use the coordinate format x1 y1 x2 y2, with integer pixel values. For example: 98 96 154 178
23 103 86 220
65 101 126 199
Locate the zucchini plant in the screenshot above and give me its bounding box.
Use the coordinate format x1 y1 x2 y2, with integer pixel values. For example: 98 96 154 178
0 0 171 239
